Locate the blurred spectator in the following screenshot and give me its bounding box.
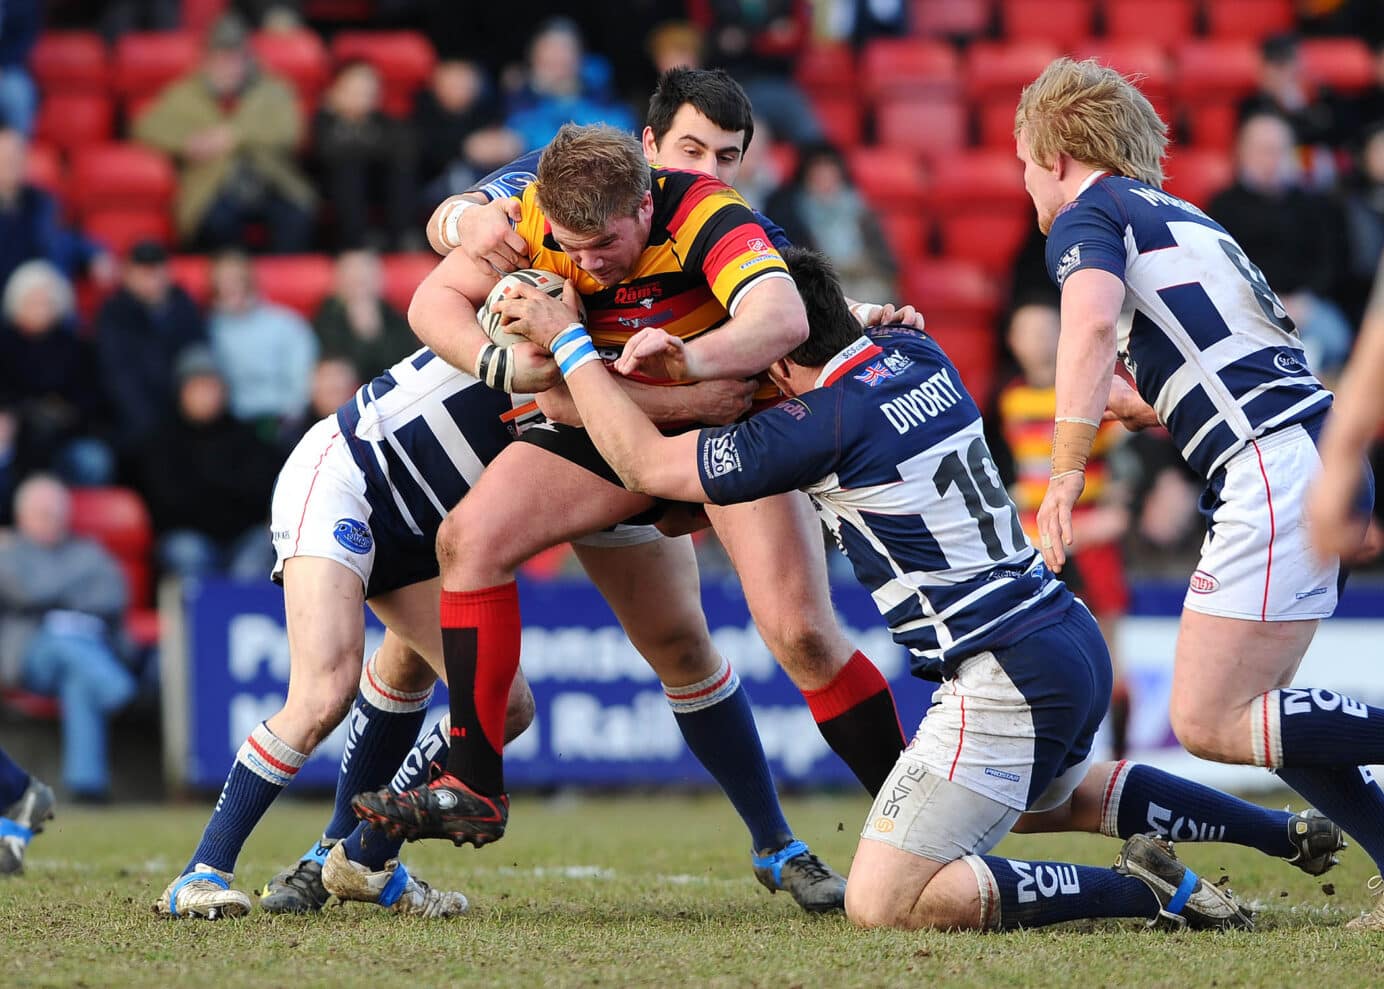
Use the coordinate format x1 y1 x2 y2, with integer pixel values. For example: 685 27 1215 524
765 144 897 303
1237 33 1342 187
138 346 281 581
732 116 781 210
646 21 705 75
413 60 520 210
312 249 415 381
133 13 315 253
280 356 362 450
1343 123 1384 320
1209 112 1354 375
821 0 909 44
93 241 207 463
0 0 38 134
0 261 112 486
0 474 134 801
0 128 113 291
693 0 824 145
313 61 418 250
208 250 318 425
504 18 636 151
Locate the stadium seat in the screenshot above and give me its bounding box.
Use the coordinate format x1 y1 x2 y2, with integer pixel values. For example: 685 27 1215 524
901 259 1002 325
910 0 992 38
167 254 212 306
927 321 999 406
254 254 334 316
877 212 929 261
29 31 109 93
1299 39 1376 94
69 486 154 609
182 0 228 34
965 40 1060 104
1162 149 1233 209
34 92 114 154
330 31 437 116
1103 0 1196 46
84 209 174 255
1000 0 1095 48
67 143 176 216
810 95 863 148
382 252 437 314
860 38 959 101
113 32 200 105
1204 0 1294 40
875 96 968 159
927 151 1030 273
847 147 928 212
764 142 799 185
26 141 63 196
1175 41 1261 148
251 29 330 108
795 43 855 100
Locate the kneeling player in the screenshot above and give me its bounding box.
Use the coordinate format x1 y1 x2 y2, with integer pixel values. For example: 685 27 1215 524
496 248 1345 931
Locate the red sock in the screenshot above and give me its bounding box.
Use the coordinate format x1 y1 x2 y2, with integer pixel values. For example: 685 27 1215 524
440 582 521 793
802 651 906 796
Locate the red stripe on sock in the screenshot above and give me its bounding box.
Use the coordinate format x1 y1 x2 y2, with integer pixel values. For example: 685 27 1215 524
1101 759 1129 823
948 695 967 781
802 651 892 724
364 659 425 705
247 734 298 776
442 583 521 753
1262 692 1274 769
665 664 734 702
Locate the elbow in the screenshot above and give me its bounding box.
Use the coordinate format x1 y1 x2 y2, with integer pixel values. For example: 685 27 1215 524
783 305 809 350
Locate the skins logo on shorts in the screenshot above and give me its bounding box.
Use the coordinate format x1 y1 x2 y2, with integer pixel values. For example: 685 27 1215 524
872 817 895 834
333 518 373 554
1189 570 1219 593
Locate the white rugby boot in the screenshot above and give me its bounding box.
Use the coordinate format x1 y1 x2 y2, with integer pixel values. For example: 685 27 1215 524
320 842 468 917
154 864 253 920
1346 876 1384 931
1114 835 1253 930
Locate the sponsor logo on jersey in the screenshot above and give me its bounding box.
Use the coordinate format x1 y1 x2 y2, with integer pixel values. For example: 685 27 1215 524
1274 351 1307 375
882 349 913 374
1295 586 1328 601
333 518 373 554
616 307 675 330
702 432 742 477
854 361 895 387
983 767 1022 783
737 252 777 271
271 528 290 542
613 283 662 305
1189 570 1218 593
777 398 809 421
748 237 768 252
1055 245 1081 284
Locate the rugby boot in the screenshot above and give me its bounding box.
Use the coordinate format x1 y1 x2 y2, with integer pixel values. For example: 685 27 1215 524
259 854 330 914
0 777 55 876
1285 809 1346 877
1346 876 1384 931
1114 834 1253 931
352 767 508 847
752 840 846 913
320 842 468 917
154 864 252 920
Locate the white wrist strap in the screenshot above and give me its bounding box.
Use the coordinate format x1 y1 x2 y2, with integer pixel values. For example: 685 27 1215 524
439 198 479 249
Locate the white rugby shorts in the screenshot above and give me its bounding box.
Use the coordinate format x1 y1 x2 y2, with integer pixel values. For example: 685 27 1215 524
1184 423 1340 622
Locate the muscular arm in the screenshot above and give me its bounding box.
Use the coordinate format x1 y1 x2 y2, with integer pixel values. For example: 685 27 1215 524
407 237 499 373
1318 305 1384 474
1054 268 1124 424
536 377 752 428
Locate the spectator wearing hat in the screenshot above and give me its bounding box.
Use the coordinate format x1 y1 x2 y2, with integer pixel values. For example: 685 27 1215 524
311 248 415 382
132 12 316 252
137 345 282 580
94 241 207 463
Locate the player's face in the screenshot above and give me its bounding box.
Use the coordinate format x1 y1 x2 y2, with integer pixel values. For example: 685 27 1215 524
644 106 746 185
1017 130 1063 235
549 193 654 286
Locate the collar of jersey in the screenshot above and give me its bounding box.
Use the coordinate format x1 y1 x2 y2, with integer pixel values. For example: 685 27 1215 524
817 336 882 388
1075 169 1109 197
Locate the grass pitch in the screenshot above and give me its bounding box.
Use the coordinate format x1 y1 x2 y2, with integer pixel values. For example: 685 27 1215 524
1 791 1378 988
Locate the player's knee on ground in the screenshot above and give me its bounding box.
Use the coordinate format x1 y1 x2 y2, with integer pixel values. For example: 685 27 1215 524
505 675 536 743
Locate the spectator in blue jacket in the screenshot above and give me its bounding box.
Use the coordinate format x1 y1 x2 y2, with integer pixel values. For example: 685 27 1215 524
0 0 39 134
504 18 635 151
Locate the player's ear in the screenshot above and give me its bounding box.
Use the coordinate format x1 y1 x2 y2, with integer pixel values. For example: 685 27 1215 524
641 126 659 160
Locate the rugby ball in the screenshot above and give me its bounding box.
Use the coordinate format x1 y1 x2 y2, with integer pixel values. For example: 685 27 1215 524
477 268 585 348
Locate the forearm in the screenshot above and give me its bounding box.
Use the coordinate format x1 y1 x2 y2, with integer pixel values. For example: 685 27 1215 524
1319 312 1384 467
427 194 489 255
1055 321 1117 425
541 378 705 427
682 278 806 379
564 361 677 493
406 255 494 375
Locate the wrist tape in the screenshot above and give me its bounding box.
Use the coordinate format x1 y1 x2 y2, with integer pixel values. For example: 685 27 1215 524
1051 417 1100 478
552 324 600 377
476 343 514 392
439 198 478 248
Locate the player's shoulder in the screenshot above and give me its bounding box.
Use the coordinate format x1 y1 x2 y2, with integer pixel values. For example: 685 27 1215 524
654 166 750 228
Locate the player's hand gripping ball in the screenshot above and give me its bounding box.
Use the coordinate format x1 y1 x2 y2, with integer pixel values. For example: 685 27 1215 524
477 269 586 347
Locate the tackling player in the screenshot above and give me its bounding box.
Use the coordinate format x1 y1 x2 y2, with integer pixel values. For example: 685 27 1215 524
492 246 1343 931
1017 58 1383 929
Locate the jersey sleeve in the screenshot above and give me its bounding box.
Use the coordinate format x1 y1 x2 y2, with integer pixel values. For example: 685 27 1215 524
696 395 840 505
1045 192 1128 289
752 209 793 251
466 148 544 202
670 177 792 316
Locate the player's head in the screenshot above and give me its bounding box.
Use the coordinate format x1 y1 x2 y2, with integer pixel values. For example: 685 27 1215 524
536 124 654 287
769 247 861 390
1015 57 1168 233
643 68 754 185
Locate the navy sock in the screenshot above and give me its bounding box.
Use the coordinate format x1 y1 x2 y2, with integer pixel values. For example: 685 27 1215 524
344 714 451 871
185 722 306 875
1278 765 1384 873
665 659 793 852
1100 760 1294 858
0 745 31 810
1254 688 1384 769
978 854 1157 929
322 653 432 842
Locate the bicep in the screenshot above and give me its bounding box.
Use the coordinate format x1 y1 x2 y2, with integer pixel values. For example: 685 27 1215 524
1059 268 1126 338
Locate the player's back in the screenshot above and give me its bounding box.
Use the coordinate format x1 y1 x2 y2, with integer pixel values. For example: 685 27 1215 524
1046 175 1331 478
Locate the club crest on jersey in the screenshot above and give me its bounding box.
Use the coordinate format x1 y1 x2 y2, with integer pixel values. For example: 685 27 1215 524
333 518 373 554
881 349 913 374
1056 244 1081 284
748 237 768 252
702 432 742 477
854 361 895 387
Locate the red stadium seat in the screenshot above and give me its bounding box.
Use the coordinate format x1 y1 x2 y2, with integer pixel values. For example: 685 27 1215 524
35 92 114 154
795 43 855 100
860 38 960 101
113 32 200 104
902 259 1002 325
382 252 437 314
965 40 1060 104
926 322 998 406
254 254 334 316
85 209 174 255
330 31 437 117
1104 0 1196 46
875 96 968 159
26 142 63 197
1299 39 1376 94
935 212 1031 274
928 151 1030 273
810 95 863 148
846 147 928 211
1000 0 1095 48
1163 149 1233 208
168 254 212 306
29 31 109 93
877 212 929 261
911 0 992 38
251 29 330 106
1175 40 1261 101
68 143 176 216
182 0 229 34
1205 0 1294 41
764 142 799 185
69 487 155 609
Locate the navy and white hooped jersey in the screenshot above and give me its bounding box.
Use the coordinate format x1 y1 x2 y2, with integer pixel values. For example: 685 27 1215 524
697 327 1074 679
335 347 518 543
1046 174 1331 480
